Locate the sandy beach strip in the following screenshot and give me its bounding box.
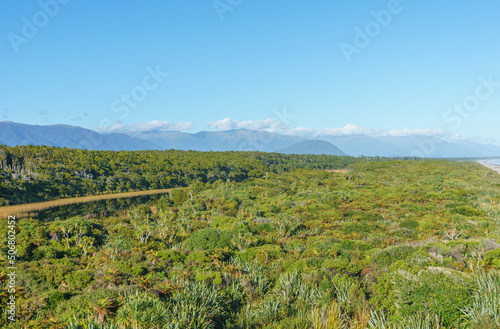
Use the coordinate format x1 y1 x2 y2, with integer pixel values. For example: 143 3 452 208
477 160 500 175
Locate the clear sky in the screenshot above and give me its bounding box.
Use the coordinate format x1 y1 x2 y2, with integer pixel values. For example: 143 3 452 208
1 1 499 144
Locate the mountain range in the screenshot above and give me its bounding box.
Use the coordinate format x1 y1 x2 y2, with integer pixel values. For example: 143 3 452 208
0 122 157 151
1 121 500 158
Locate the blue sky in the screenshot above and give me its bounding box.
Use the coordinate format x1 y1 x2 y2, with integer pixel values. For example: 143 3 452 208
1 1 499 144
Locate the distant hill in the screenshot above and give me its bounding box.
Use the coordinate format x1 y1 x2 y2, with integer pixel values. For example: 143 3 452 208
376 136 500 158
2 121 500 158
275 140 347 156
319 135 407 157
128 129 305 152
0 122 159 151
320 134 500 158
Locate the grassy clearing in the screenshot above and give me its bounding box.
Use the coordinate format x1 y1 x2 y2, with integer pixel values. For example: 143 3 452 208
325 169 353 173
0 188 177 219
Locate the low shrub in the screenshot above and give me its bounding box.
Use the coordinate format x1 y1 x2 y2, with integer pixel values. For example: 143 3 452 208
185 228 235 251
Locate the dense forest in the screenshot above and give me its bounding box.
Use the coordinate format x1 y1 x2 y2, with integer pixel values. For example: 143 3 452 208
0 145 384 206
0 147 499 328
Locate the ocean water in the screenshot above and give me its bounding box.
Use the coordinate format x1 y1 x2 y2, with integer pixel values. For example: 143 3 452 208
488 159 500 166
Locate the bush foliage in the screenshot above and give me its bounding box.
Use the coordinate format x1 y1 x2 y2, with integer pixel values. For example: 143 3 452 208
0 152 499 328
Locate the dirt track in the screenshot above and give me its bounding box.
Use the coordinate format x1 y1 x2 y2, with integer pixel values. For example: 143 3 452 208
0 188 177 219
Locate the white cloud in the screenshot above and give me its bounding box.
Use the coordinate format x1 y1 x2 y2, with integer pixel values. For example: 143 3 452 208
207 118 288 132
96 120 193 133
320 124 380 137
284 124 378 138
379 128 445 137
283 124 449 139
96 117 495 144
206 120 452 139
446 133 498 144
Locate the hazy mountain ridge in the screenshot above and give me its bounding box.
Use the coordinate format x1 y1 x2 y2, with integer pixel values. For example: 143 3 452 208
0 122 160 151
1 122 500 158
128 129 305 152
276 140 347 156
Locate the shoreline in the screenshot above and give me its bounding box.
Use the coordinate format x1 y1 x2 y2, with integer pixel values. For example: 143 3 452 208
477 160 500 175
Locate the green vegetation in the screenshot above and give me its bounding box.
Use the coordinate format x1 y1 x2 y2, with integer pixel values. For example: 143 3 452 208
1 148 499 328
0 145 374 206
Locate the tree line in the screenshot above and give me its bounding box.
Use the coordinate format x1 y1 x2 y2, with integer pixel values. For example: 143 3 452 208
0 145 395 206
